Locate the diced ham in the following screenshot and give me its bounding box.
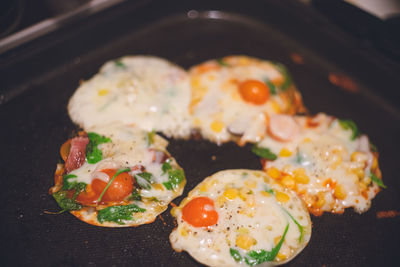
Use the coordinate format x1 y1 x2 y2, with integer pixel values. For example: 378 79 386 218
65 136 89 173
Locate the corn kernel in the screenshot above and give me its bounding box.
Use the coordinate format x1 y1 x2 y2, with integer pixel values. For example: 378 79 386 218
281 175 295 189
180 227 188 237
330 154 342 169
191 76 201 88
279 148 292 157
275 191 290 203
261 191 271 197
210 120 224 133
267 167 281 179
303 137 311 143
236 234 257 250
223 188 238 200
152 183 165 191
351 151 368 164
277 252 287 261
236 227 249 234
271 100 281 113
98 89 109 96
315 194 326 208
294 170 310 184
334 185 346 200
274 236 282 245
353 168 365 179
238 57 250 66
216 195 227 206
246 195 255 208
244 180 257 189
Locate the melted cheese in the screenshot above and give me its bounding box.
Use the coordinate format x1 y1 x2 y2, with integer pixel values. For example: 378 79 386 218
170 170 311 267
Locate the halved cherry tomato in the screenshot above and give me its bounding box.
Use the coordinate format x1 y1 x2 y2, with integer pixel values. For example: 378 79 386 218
60 139 71 162
76 184 99 205
238 79 270 105
182 197 218 227
91 169 133 202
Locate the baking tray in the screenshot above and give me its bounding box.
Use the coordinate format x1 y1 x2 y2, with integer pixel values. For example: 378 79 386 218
1 0 399 266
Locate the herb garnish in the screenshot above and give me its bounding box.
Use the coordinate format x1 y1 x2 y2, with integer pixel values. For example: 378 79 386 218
370 173 386 189
163 169 185 190
229 223 290 266
147 130 155 146
274 63 292 91
264 79 277 95
97 168 131 202
251 145 277 160
52 190 82 212
97 204 146 225
114 60 126 68
62 174 86 195
338 119 359 140
134 172 153 190
129 188 142 201
283 209 304 242
264 186 274 195
216 58 229 67
86 132 111 164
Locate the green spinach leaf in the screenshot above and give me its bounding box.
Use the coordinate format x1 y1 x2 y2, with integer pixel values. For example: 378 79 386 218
134 172 153 190
86 132 111 164
338 119 359 140
52 190 82 212
252 145 277 160
283 209 304 242
97 204 146 225
370 173 386 188
163 169 185 190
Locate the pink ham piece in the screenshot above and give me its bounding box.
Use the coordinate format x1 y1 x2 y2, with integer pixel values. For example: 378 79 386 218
65 136 89 173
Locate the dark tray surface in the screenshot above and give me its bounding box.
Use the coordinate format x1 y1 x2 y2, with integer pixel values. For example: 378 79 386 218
1 1 399 266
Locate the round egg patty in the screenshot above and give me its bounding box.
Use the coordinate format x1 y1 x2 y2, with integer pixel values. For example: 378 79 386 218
189 55 305 145
257 113 383 215
68 56 192 138
170 170 311 267
50 123 186 227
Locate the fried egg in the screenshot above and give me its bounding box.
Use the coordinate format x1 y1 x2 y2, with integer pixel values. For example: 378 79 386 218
257 113 383 216
50 123 186 227
170 170 311 266
189 55 305 145
68 56 191 138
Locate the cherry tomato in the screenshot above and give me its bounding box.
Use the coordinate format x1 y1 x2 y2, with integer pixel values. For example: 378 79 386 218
91 169 133 202
182 197 218 227
238 79 270 105
60 139 71 162
76 184 100 205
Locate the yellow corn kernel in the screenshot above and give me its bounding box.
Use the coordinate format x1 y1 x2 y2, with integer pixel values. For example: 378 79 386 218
223 188 239 200
180 227 188 237
275 191 290 203
98 89 109 96
330 153 342 169
216 195 227 206
353 168 365 179
245 195 255 208
293 168 306 176
152 183 165 191
191 76 201 88
239 188 252 201
236 234 257 250
271 100 281 113
293 169 310 184
274 236 282 245
261 191 271 197
244 180 257 189
281 175 295 189
267 167 281 180
315 194 326 208
236 227 249 234
334 185 346 200
199 181 210 192
303 137 311 143
279 148 292 157
277 252 287 261
350 151 368 164
210 120 224 133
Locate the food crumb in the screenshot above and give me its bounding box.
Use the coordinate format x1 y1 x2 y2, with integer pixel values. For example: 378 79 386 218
211 155 216 161
328 73 359 93
290 53 304 64
377 210 400 219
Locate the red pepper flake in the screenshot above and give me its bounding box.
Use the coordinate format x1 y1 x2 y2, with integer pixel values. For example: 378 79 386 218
328 73 359 93
170 202 177 208
290 53 304 64
377 210 400 219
